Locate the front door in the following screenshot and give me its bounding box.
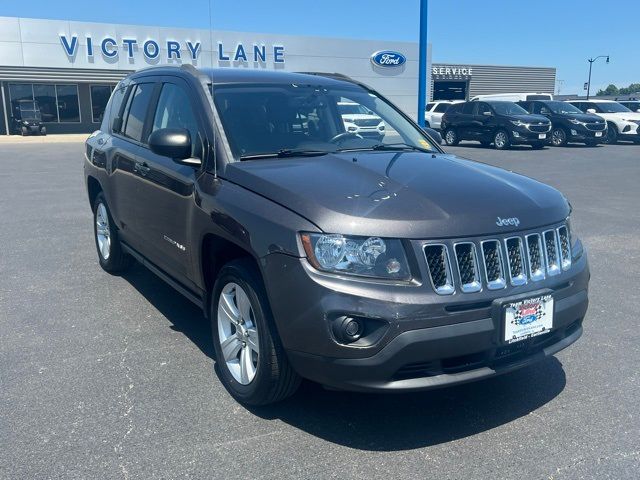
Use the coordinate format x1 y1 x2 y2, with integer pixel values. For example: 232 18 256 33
133 77 207 289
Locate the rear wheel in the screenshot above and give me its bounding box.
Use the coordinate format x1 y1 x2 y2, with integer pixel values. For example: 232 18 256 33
211 259 301 405
493 130 510 150
444 128 459 146
551 127 567 146
93 192 133 273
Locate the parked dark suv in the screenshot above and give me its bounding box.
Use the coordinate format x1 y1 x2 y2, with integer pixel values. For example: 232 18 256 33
518 100 607 147
441 100 551 149
84 66 589 405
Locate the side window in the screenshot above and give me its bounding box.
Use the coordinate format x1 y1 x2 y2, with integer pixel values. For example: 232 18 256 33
108 85 127 133
122 82 155 143
572 102 584 112
462 103 475 114
434 103 450 113
426 103 435 111
477 102 492 116
585 103 599 112
519 102 532 113
152 83 202 158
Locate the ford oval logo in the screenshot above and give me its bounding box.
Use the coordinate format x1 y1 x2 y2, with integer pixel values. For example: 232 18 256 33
371 51 407 68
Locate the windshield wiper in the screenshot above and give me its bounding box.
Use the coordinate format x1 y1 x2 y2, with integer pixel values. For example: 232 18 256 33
340 142 431 153
240 149 334 160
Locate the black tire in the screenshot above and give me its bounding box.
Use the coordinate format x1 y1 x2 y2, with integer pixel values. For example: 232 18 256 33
40 127 47 136
605 123 618 144
493 129 511 150
531 142 545 150
444 128 459 146
551 127 567 147
211 259 301 406
93 192 133 273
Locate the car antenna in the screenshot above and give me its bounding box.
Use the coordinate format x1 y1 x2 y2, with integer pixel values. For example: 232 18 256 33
208 0 218 178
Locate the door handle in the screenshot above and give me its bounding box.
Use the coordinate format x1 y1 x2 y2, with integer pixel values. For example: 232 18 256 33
134 161 150 176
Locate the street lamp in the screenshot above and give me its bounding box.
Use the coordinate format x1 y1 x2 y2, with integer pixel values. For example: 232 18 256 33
586 55 610 100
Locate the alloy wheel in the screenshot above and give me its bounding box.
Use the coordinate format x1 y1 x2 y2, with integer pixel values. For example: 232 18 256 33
217 282 260 385
95 203 111 261
445 130 456 144
552 128 566 146
494 131 507 149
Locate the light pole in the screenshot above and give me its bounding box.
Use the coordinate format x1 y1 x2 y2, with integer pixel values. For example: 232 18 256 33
586 55 609 100
417 0 428 126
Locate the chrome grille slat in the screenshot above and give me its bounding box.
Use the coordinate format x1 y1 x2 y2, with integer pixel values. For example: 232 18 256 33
454 243 482 293
424 244 454 295
526 234 545 281
481 240 506 290
505 237 527 286
543 230 561 276
557 226 571 271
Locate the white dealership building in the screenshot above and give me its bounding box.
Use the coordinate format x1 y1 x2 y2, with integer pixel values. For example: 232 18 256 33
0 16 556 134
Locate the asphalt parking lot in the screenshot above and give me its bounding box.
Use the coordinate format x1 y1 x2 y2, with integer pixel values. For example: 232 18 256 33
1 139 639 479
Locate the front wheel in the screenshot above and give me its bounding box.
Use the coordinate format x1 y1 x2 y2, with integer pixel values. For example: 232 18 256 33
493 129 510 150
444 128 459 146
551 127 567 146
605 124 618 144
211 259 301 406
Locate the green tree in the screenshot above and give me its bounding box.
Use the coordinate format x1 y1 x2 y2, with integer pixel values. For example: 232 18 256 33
596 84 619 96
619 83 640 95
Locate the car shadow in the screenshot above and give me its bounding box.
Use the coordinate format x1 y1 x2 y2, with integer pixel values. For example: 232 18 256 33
120 263 567 452
452 142 539 151
249 358 566 451
121 263 214 359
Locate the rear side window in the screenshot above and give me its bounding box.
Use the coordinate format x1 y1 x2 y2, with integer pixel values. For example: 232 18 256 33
107 85 126 133
426 103 435 111
462 103 475 114
152 83 202 158
434 103 450 113
122 83 155 143
445 103 463 114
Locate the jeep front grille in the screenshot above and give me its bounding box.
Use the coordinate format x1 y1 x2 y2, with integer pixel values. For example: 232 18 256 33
423 224 571 295
424 245 454 295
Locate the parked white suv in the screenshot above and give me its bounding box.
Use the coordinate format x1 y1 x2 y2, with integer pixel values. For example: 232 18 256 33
567 99 640 144
337 102 385 140
425 100 463 130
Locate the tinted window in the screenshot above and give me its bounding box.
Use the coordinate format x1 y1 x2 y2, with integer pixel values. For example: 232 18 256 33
446 103 463 114
593 102 631 113
91 85 113 123
56 84 80 122
123 83 155 142
108 85 127 133
487 101 529 115
518 102 532 113
152 83 202 158
570 102 585 112
477 103 492 116
434 103 450 113
462 103 475 114
426 103 436 111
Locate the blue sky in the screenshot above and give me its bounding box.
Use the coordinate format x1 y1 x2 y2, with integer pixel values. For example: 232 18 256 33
2 0 638 95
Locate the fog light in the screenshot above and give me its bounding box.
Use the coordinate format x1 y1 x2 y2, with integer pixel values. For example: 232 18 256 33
571 129 578 136
332 316 363 343
512 131 520 138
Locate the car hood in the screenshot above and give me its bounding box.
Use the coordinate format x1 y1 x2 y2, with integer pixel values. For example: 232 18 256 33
224 151 570 239
510 114 550 124
563 113 606 123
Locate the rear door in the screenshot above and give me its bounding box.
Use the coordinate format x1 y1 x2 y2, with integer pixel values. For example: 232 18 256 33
458 102 477 139
133 76 208 288
474 102 495 140
109 81 159 251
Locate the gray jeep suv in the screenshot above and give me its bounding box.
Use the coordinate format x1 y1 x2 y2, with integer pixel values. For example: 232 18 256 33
84 65 589 405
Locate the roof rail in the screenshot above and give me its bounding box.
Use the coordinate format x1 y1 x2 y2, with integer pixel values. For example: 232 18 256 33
295 71 376 92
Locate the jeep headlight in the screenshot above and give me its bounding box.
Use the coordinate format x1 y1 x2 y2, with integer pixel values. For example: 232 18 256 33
510 120 526 127
301 233 410 280
569 118 582 125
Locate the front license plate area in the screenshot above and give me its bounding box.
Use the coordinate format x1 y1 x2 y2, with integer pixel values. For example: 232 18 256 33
503 294 553 344
538 133 547 139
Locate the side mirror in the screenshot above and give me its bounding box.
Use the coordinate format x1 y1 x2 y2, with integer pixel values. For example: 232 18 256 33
148 128 199 165
586 108 596 114
482 111 492 116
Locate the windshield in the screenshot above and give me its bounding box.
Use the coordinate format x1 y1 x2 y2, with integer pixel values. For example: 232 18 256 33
338 103 371 116
212 83 438 159
545 101 583 115
19 102 41 120
487 101 529 116
597 102 632 113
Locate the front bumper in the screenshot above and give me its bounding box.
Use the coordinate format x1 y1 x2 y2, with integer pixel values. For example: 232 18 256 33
262 243 589 393
567 126 607 142
510 125 551 144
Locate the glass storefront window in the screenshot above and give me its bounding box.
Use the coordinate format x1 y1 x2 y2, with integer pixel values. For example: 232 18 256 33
33 84 58 123
90 85 113 123
9 84 34 118
56 84 80 123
